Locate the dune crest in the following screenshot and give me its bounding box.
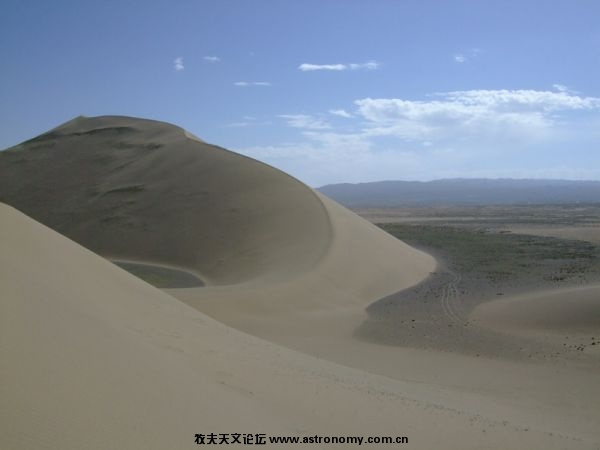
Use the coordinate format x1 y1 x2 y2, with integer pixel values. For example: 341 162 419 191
183 129 205 142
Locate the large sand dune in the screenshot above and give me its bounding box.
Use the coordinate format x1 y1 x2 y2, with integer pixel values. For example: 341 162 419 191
0 115 333 285
2 116 599 448
0 115 435 340
3 204 596 450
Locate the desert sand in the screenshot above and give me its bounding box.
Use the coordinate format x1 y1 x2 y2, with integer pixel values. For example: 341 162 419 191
472 284 600 343
1 116 599 449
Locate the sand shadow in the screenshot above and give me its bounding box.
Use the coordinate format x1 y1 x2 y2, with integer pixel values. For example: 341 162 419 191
113 260 204 288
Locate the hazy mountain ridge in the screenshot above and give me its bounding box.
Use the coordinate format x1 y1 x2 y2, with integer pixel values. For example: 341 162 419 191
318 179 600 207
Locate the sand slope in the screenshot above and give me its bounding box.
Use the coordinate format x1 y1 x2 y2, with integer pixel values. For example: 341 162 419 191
2 117 600 449
0 115 332 285
472 284 600 338
4 203 598 450
0 114 436 345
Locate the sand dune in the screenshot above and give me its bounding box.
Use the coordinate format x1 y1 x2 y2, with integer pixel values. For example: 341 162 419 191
0 114 436 344
472 284 600 337
2 116 600 448
0 115 333 285
3 204 597 450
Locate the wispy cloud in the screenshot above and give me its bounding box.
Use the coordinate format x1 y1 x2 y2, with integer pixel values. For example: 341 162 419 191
203 56 221 62
349 61 380 70
224 117 272 128
234 81 271 87
453 48 481 64
551 83 580 95
279 114 330 130
174 57 184 71
329 109 353 118
553 84 569 92
235 89 600 185
298 61 380 72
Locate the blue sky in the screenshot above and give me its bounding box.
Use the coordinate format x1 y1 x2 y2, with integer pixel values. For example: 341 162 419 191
1 0 599 186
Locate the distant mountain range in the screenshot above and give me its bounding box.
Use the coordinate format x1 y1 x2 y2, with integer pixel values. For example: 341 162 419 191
317 179 600 207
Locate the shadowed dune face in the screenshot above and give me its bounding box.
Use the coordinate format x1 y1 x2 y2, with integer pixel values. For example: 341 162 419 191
0 116 331 285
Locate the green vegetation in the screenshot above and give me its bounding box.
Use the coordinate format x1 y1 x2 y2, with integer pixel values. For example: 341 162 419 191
359 204 600 226
380 224 600 286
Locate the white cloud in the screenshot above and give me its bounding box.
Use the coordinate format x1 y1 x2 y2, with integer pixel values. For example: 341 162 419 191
234 81 271 87
233 88 600 185
441 89 600 111
302 131 371 156
349 61 380 70
224 117 272 127
235 133 425 186
453 49 481 64
174 57 184 71
299 63 346 71
235 133 374 185
329 109 353 118
298 61 380 71
551 83 580 95
355 89 600 141
279 114 330 130
553 84 569 92
203 56 221 62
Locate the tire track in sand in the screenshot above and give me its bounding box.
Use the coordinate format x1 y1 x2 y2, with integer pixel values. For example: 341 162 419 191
440 271 466 324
